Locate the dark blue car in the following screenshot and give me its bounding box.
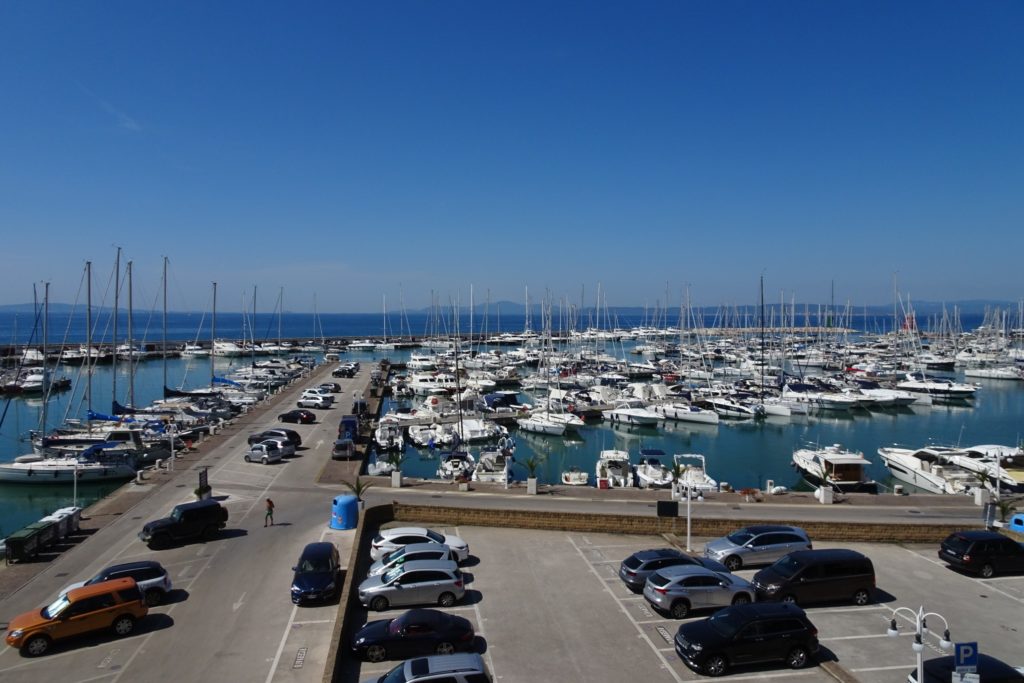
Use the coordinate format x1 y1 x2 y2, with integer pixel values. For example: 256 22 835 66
291 542 341 605
351 608 476 663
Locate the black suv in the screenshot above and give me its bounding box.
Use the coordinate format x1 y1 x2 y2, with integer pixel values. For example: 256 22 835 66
291 542 342 604
248 428 302 448
139 499 229 549
674 602 818 677
939 530 1024 578
752 548 875 606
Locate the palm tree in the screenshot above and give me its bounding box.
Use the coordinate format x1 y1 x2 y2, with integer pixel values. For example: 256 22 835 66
521 453 545 479
341 476 373 502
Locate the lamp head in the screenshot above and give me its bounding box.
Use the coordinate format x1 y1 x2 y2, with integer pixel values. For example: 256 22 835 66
921 617 928 636
939 629 952 650
912 634 924 653
887 619 899 638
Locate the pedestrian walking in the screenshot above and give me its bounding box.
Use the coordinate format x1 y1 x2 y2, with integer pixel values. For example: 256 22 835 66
265 498 275 526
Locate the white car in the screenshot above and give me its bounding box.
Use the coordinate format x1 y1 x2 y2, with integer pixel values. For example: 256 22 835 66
297 395 330 409
301 388 335 403
370 527 470 563
244 441 283 464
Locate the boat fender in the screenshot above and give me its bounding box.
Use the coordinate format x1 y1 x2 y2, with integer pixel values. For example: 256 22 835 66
54 470 59 478
27 468 33 476
770 485 788 495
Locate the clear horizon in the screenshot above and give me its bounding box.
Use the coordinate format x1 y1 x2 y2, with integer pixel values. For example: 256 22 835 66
2 2 1022 313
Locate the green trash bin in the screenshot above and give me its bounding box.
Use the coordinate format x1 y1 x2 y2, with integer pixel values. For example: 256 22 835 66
4 526 43 564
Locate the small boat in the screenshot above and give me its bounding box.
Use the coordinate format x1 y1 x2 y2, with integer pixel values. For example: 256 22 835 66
792 443 879 494
472 447 513 484
876 445 975 495
672 453 717 495
0 445 138 484
366 459 395 476
437 450 476 480
516 414 566 436
560 467 589 486
896 373 978 398
596 449 632 488
373 417 405 452
634 449 674 489
694 396 757 419
602 398 661 426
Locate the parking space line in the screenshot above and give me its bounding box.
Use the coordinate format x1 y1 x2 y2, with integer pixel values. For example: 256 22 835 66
821 633 896 641
807 605 886 615
568 535 685 683
454 527 496 680
292 619 333 625
850 664 913 673
900 548 1024 605
725 670 822 680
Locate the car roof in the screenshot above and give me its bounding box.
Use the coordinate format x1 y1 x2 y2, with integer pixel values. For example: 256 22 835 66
391 542 451 554
725 601 808 620
785 548 868 562
391 559 458 573
742 525 806 535
176 498 222 511
658 564 718 578
919 654 1024 682
99 560 164 576
406 653 485 676
381 526 432 538
952 530 1005 541
67 576 139 600
634 548 684 562
299 542 337 559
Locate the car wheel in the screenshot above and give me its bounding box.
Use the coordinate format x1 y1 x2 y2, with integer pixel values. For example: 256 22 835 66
370 596 389 611
23 635 51 657
261 457 268 465
365 644 386 662
852 588 871 606
203 526 218 541
436 641 456 655
781 594 798 605
670 600 690 619
732 593 751 606
980 563 996 579
724 555 742 571
145 589 163 607
703 654 728 676
112 615 136 637
244 455 252 463
438 592 457 608
786 646 809 669
151 534 170 550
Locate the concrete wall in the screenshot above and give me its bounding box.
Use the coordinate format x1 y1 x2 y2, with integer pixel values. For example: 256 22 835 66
392 502 975 544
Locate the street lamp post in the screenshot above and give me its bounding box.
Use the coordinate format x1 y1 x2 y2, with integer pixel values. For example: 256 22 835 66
886 606 953 683
673 454 706 552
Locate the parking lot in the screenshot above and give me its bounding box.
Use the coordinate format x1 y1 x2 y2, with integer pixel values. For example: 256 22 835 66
351 526 1024 682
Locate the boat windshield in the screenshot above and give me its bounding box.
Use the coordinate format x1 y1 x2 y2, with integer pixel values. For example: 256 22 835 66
43 594 70 620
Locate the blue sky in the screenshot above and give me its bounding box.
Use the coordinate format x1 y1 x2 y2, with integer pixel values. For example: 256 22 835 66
2 1 1022 313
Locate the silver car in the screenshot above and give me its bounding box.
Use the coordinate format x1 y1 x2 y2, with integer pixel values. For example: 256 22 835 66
357 559 465 612
703 525 811 571
643 564 754 619
367 543 458 577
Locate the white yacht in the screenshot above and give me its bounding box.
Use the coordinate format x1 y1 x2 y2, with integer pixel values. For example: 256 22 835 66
694 396 757 419
653 402 720 425
516 413 566 436
472 448 513 484
373 417 405 452
673 453 717 494
896 373 978 398
602 398 661 426
876 445 975 495
0 449 137 484
634 450 674 489
792 444 878 494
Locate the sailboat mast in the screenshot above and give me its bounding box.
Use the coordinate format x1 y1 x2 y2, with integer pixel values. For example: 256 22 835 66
86 260 93 414
42 282 49 435
211 281 217 388
252 284 257 367
127 260 135 408
112 246 121 410
162 256 168 392
278 286 283 350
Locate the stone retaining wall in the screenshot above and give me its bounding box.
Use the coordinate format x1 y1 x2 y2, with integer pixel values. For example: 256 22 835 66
392 502 975 544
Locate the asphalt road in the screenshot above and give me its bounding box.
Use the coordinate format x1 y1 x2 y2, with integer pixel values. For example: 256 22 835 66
0 361 358 683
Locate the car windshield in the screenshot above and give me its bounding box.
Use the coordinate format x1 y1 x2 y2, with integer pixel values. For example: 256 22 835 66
707 609 746 638
297 557 332 573
170 508 183 522
387 617 403 636
726 531 754 545
623 555 643 570
425 529 444 543
944 535 971 554
379 662 409 683
383 566 404 583
42 594 70 619
770 555 803 579
386 547 406 563
648 572 670 588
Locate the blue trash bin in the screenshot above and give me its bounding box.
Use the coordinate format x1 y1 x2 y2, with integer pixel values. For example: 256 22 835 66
1009 512 1024 533
330 495 359 530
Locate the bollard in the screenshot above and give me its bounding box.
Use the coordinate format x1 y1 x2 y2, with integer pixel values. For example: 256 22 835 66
155 459 163 470
136 470 146 484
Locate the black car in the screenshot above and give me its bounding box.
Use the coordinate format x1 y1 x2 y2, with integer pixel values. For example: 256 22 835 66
248 428 303 448
909 653 1024 682
139 499 229 549
291 542 341 604
319 382 342 393
352 608 476 663
333 366 356 378
619 548 730 592
939 530 1024 578
674 602 818 677
278 409 316 424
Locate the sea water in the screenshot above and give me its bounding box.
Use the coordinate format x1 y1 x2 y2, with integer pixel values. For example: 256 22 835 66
2 312 1020 536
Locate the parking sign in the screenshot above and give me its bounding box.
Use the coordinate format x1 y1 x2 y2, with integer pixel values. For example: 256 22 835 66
954 642 978 674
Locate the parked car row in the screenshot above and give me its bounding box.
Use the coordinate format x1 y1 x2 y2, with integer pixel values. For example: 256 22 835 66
352 526 491 683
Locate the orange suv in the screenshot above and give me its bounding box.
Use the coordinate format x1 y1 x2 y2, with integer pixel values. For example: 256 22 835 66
5 577 148 656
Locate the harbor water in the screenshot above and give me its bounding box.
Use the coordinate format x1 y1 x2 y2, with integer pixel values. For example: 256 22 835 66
2 311 1021 537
